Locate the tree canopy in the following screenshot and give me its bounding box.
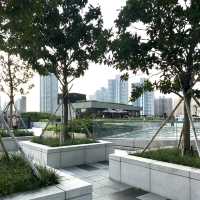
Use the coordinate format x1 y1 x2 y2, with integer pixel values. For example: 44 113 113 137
0 54 34 99
0 0 110 140
0 0 110 79
110 0 200 99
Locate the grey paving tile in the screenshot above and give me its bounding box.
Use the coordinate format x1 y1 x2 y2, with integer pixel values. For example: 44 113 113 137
108 188 147 200
61 162 148 200
137 193 168 200
77 164 99 171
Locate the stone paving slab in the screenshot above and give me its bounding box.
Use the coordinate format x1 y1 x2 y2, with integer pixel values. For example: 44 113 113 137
137 193 168 200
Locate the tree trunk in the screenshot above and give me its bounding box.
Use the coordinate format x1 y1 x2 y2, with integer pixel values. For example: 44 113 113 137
62 87 71 141
9 96 14 128
182 95 191 154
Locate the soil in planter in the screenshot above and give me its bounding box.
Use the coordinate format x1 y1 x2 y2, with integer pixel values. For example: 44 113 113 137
0 155 59 197
32 136 97 147
135 148 200 169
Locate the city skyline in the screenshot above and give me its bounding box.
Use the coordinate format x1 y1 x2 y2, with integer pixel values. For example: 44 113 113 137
90 75 128 105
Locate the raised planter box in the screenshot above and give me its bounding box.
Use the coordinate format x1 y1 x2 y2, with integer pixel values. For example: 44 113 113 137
3 169 92 200
0 136 33 152
21 140 113 168
109 153 200 200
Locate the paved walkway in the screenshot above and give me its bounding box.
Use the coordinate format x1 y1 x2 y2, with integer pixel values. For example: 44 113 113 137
60 161 169 200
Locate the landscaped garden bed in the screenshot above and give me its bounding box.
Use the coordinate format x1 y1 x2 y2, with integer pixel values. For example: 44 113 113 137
0 155 59 197
135 148 200 168
18 117 113 168
0 155 93 200
31 137 97 147
21 139 113 168
109 149 200 200
0 129 33 137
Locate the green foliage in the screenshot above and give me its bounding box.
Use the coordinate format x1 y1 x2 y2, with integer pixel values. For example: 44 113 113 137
0 129 33 137
135 148 200 169
46 119 93 134
0 0 110 133
21 112 60 122
32 137 97 147
110 0 200 99
68 119 93 134
131 80 154 102
0 155 59 197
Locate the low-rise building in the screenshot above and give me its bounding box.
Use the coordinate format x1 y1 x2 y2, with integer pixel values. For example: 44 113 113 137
72 100 141 118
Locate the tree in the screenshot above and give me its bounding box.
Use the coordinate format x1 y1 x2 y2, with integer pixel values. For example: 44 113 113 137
0 53 34 127
0 2 40 179
1 0 110 140
110 0 200 153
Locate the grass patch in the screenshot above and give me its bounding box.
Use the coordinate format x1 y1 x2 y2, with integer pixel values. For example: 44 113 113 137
0 129 33 137
135 148 200 169
32 136 97 147
0 155 59 197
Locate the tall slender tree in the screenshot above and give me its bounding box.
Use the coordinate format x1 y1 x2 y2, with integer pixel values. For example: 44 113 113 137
0 53 34 127
1 0 110 140
110 0 200 153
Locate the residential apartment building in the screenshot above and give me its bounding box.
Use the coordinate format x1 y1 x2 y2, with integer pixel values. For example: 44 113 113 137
154 97 173 117
40 73 58 114
132 78 155 116
15 96 27 113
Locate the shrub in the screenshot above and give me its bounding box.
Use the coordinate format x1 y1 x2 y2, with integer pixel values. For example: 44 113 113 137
46 119 93 135
0 129 33 137
21 112 61 122
32 137 97 147
135 148 200 169
0 155 59 197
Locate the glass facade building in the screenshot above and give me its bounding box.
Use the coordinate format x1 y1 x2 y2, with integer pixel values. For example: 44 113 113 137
40 73 58 114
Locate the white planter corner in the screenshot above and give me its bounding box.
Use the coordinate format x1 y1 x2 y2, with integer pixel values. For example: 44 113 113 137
109 153 200 200
21 140 113 168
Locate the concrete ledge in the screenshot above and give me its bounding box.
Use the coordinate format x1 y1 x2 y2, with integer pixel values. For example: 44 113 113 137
3 169 92 200
21 140 113 168
105 138 200 151
109 153 200 200
0 136 33 152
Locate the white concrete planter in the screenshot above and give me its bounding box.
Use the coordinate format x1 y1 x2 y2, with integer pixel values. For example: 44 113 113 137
32 122 48 128
109 153 200 200
21 140 113 168
3 169 92 200
0 136 33 152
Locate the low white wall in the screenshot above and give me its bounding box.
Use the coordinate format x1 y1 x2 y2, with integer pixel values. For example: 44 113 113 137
4 168 92 200
0 136 33 152
109 154 200 200
32 122 48 128
21 140 113 168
